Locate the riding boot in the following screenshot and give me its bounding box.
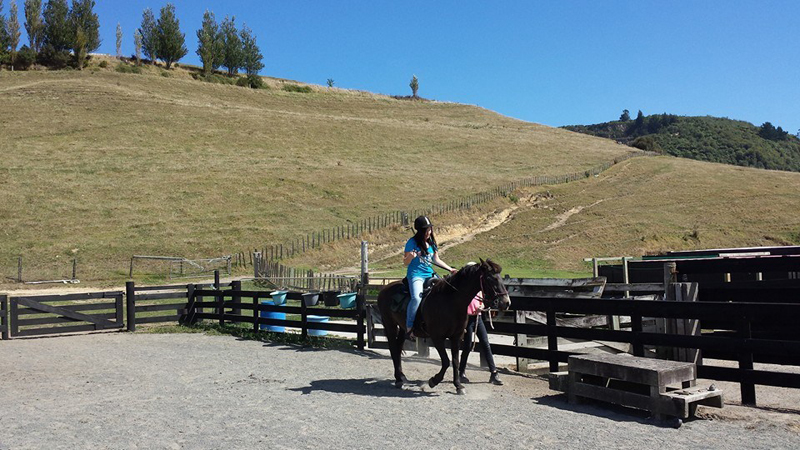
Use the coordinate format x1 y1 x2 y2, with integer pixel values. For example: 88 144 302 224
489 371 503 386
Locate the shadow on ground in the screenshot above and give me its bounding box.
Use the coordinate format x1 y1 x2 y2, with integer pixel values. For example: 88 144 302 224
288 377 436 398
532 393 700 428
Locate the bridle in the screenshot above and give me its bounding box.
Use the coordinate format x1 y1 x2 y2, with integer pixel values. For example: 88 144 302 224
479 272 508 309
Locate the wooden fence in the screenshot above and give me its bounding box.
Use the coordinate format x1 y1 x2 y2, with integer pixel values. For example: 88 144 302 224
485 295 800 406
125 280 219 332
184 288 366 350
9 291 124 338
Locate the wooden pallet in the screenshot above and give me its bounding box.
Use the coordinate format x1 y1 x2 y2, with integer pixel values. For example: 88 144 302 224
551 353 723 420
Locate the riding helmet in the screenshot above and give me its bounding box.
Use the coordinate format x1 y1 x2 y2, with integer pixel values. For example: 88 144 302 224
414 215 432 231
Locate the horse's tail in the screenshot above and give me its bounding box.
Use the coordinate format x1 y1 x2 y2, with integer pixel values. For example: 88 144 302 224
377 282 406 356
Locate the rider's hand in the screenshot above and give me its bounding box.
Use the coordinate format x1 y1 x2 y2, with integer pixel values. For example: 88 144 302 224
449 268 457 275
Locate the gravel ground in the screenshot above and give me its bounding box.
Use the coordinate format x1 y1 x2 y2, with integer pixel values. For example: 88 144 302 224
1 332 799 450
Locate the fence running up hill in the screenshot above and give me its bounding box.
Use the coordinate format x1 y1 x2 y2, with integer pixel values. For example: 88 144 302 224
231 151 651 267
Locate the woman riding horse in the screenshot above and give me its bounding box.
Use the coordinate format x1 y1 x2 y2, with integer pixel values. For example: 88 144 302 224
377 258 511 394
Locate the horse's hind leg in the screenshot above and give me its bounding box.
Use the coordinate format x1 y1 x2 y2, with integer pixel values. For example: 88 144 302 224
428 337 449 389
450 336 465 395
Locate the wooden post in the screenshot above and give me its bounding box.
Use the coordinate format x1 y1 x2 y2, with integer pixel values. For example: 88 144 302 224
663 263 677 360
301 289 308 340
72 259 77 280
253 252 261 278
740 318 756 405
253 293 260 333
546 306 559 372
1 295 8 340
125 282 136 332
515 310 531 372
232 280 242 318
185 284 195 325
217 291 224 326
356 293 366 351
194 284 203 325
18 256 22 283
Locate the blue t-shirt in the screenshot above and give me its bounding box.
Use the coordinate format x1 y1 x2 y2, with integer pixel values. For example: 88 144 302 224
405 237 437 279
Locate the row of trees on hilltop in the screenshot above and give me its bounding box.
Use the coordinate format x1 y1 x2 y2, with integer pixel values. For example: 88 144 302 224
0 1 265 83
194 11 263 83
0 0 99 69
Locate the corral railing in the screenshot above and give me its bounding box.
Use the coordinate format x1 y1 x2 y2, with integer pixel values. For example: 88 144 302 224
184 288 366 350
486 294 800 406
9 291 124 338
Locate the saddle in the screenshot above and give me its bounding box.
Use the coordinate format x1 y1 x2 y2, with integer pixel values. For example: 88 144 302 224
389 277 440 336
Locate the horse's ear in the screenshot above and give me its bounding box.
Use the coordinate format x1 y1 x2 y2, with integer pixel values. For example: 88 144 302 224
479 258 485 265
487 259 502 274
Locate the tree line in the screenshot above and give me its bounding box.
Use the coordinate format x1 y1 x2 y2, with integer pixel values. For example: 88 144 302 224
0 0 264 84
0 0 98 69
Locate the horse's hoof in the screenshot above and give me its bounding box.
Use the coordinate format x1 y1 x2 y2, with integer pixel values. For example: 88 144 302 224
456 387 465 395
428 378 437 388
395 380 404 389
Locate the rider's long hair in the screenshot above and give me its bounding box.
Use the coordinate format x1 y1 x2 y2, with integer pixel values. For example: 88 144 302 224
413 227 438 254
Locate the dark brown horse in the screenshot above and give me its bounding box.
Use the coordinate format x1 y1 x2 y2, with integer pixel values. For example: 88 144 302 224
377 259 511 394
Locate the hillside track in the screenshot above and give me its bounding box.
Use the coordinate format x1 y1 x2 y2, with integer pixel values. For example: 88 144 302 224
1 333 799 449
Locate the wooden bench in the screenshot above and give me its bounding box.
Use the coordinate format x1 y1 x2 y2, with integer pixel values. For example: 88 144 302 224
563 353 723 420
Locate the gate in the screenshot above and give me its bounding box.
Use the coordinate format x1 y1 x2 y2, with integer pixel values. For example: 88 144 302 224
10 291 124 337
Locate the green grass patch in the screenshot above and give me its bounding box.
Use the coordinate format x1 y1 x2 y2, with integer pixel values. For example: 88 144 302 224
282 84 313 93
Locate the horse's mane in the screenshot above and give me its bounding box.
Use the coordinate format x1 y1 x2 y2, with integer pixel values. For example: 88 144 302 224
426 262 482 297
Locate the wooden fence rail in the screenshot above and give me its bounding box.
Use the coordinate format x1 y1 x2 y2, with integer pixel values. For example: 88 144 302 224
486 295 800 406
186 288 366 350
9 291 124 338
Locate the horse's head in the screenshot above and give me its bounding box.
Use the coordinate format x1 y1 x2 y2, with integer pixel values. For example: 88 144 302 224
478 258 511 311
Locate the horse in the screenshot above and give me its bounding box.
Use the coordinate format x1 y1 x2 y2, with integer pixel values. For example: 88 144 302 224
377 259 511 394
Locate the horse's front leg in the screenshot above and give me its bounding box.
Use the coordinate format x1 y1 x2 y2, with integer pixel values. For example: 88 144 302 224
428 337 449 388
450 336 465 395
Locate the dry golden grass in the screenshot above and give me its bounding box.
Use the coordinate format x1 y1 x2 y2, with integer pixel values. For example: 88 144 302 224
0 63 633 283
442 156 800 275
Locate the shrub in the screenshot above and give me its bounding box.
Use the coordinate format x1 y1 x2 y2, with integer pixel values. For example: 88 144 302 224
14 46 37 70
282 84 312 93
115 63 142 74
37 45 70 69
236 74 263 89
98 60 108 68
631 135 661 152
192 72 237 85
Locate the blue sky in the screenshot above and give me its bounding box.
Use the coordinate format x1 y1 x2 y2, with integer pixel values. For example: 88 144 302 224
9 1 800 133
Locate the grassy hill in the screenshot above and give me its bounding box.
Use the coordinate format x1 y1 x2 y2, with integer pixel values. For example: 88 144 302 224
357 156 800 277
563 115 800 172
0 58 634 284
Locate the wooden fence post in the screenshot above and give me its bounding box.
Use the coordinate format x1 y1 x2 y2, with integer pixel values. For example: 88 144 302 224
1 295 8 340
546 305 559 372
185 284 195 325
301 290 308 340
217 290 224 326
739 318 756 405
515 310 531 372
125 282 136 331
253 293 260 333
232 280 242 318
